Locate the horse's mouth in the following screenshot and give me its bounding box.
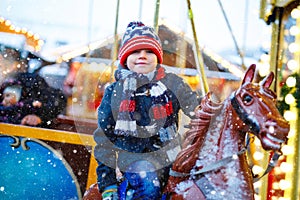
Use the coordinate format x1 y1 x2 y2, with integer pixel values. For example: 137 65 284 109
261 132 285 150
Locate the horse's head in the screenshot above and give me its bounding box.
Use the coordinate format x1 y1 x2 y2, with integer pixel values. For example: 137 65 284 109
231 64 290 151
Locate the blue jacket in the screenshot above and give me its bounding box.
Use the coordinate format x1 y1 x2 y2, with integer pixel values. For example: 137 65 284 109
94 69 200 192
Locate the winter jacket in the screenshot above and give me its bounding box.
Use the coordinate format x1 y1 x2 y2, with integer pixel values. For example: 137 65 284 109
0 72 67 127
94 67 200 192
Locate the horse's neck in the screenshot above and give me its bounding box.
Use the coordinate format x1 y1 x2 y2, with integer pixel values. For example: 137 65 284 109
195 100 243 162
194 100 253 198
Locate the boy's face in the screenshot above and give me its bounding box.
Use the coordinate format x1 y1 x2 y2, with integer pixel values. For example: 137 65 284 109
2 92 18 106
126 49 158 74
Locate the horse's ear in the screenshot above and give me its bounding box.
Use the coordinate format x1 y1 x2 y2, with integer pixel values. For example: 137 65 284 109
261 71 274 88
242 64 256 85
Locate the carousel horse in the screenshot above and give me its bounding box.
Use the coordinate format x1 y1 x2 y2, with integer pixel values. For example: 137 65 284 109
83 64 289 200
164 64 290 199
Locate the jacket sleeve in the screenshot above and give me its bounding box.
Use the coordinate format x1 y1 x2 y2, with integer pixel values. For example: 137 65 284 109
93 84 118 192
165 73 201 118
0 104 24 124
39 87 67 122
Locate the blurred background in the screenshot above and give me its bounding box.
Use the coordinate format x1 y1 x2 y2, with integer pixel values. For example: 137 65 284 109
0 0 270 64
1 0 274 119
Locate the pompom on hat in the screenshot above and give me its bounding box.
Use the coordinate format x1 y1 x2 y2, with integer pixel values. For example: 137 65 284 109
118 21 163 67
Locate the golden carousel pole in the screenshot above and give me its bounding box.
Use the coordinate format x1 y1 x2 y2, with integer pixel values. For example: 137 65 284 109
110 0 121 82
153 0 160 33
186 0 209 94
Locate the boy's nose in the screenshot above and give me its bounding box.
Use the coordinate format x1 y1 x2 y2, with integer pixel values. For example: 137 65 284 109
138 50 147 57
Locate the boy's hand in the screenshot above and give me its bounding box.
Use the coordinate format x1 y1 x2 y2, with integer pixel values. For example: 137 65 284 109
21 114 42 126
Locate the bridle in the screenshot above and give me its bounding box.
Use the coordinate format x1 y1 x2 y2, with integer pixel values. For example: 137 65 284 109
231 93 282 182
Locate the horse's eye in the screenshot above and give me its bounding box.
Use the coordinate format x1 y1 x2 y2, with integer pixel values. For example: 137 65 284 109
243 94 253 104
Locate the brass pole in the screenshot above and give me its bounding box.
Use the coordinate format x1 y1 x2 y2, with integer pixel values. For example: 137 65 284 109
269 7 284 95
186 0 209 93
110 0 120 82
153 0 160 32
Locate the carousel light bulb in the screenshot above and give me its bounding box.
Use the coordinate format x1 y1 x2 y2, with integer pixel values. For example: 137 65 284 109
258 63 270 77
290 25 300 35
252 165 263 174
284 111 297 121
286 76 297 87
33 34 40 40
287 59 299 71
260 53 270 62
272 182 280 190
280 162 293 173
288 129 295 138
9 25 15 30
254 194 261 200
253 152 264 160
15 27 21 32
288 43 300 53
253 181 262 189
274 167 282 174
291 8 300 19
39 40 45 46
279 180 291 190
4 20 11 26
278 198 290 200
281 145 294 155
21 28 27 33
285 94 296 105
72 97 78 103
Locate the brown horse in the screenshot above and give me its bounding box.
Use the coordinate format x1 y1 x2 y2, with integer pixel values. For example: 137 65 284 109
164 64 290 200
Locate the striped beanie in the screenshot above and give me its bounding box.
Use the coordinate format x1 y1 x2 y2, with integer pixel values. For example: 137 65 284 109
118 21 163 67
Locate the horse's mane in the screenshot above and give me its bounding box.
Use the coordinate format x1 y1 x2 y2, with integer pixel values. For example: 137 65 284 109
173 92 222 172
165 92 223 192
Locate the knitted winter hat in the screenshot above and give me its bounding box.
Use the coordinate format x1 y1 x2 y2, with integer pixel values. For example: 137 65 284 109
118 21 163 67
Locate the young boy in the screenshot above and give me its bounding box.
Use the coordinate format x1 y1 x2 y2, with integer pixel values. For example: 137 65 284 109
93 21 201 199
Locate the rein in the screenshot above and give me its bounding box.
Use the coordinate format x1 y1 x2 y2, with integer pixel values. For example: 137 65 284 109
170 94 282 182
169 136 251 178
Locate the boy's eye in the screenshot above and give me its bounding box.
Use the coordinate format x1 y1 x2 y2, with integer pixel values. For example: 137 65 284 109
146 50 154 54
131 50 154 54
